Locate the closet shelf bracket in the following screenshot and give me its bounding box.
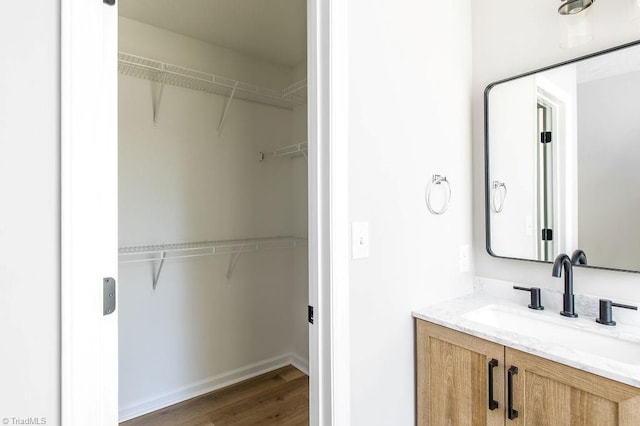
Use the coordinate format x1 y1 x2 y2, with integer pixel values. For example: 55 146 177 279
217 82 238 135
153 251 167 289
226 243 247 280
152 65 166 125
259 142 308 161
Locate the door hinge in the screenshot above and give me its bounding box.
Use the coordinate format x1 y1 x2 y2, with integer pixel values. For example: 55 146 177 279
103 0 115 5
541 131 552 143
103 277 116 316
308 305 314 324
541 229 553 241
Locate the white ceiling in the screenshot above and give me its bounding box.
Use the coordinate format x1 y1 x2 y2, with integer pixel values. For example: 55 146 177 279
577 44 640 84
119 0 306 68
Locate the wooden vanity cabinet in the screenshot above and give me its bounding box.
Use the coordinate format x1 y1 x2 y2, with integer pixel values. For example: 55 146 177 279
506 348 640 425
417 320 505 426
416 319 640 426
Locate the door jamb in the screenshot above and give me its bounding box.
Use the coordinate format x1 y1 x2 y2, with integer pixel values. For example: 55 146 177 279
308 0 350 424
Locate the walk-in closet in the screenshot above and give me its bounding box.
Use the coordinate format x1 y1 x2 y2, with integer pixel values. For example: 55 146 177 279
115 1 309 423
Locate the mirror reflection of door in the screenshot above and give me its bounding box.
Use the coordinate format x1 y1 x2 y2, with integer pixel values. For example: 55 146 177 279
537 103 554 261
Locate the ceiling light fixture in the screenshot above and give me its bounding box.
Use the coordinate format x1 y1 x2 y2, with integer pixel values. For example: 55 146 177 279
559 0 595 15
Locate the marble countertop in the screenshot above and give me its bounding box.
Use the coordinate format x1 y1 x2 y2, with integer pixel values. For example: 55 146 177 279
413 293 640 388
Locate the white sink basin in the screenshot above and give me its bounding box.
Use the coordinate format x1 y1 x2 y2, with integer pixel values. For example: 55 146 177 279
463 305 640 366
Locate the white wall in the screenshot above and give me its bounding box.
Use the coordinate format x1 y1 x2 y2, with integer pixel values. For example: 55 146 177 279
473 0 640 302
118 19 308 419
347 0 473 424
0 2 60 425
577 71 640 270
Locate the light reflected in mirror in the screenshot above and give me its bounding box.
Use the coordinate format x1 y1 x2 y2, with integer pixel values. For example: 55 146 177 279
485 41 640 273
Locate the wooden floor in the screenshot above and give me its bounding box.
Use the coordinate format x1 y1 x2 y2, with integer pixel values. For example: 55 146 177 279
121 366 309 426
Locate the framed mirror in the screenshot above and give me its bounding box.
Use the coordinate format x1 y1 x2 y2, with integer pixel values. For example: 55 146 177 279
485 40 640 273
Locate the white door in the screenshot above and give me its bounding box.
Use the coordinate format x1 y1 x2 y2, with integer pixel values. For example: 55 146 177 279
61 1 118 424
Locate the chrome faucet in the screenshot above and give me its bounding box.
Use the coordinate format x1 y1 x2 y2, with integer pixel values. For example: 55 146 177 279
552 253 578 318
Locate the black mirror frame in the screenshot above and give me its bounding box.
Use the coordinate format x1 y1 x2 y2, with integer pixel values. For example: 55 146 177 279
484 39 640 274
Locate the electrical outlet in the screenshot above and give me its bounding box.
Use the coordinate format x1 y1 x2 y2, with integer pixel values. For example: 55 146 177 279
459 244 471 272
526 215 533 236
352 222 370 259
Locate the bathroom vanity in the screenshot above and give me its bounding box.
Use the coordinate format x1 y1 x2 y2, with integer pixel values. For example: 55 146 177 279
414 295 640 425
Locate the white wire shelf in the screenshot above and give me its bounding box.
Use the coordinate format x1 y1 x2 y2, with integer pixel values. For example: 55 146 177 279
259 142 308 161
119 236 306 289
118 52 307 110
282 79 308 98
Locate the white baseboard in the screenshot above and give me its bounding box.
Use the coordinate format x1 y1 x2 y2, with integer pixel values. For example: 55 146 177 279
119 353 309 422
289 352 309 376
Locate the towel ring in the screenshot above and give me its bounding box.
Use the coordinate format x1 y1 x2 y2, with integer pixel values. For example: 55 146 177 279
492 180 507 213
425 174 451 215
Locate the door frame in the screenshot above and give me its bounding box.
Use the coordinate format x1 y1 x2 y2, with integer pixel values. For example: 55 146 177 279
60 0 350 425
308 1 350 425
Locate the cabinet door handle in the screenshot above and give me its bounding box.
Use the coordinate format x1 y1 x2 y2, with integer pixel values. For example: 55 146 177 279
507 366 519 420
488 358 499 410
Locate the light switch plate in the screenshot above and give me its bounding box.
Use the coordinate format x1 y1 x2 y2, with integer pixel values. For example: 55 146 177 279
352 222 370 259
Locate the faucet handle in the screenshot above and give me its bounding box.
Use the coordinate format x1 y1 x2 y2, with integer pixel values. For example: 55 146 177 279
596 299 638 326
513 286 544 310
